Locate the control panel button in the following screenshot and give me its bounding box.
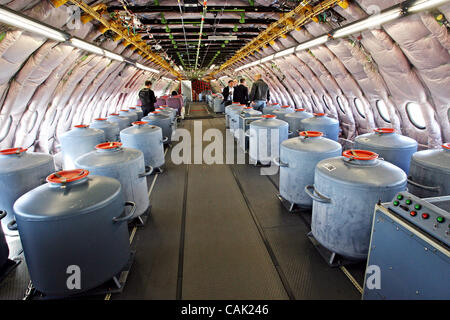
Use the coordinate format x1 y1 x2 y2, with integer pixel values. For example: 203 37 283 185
421 213 429 220
436 216 445 223
414 204 422 210
397 194 404 200
393 200 400 206
410 211 417 217
405 199 412 205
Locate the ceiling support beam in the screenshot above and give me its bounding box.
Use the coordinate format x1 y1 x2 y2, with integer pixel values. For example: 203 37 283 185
68 0 180 77
107 5 290 13
215 0 344 74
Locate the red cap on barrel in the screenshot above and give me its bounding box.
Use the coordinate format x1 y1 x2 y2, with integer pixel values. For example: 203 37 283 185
46 169 89 184
0 148 27 155
342 150 379 161
96 142 122 150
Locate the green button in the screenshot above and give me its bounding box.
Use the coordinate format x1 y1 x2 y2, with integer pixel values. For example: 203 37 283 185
405 199 412 205
436 216 445 223
397 194 404 200
414 204 422 210
393 200 399 206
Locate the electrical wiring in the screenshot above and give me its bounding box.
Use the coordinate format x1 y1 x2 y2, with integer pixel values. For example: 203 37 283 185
177 0 192 68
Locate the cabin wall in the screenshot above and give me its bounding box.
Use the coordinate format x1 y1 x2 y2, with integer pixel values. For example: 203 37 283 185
0 1 164 153
227 0 450 148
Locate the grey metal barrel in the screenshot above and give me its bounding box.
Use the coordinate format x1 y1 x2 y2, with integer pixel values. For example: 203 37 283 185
120 121 165 170
119 109 138 125
107 113 129 131
60 125 105 170
142 111 173 144
273 105 295 121
408 143 450 198
90 118 120 142
129 107 143 120
13 169 132 296
277 131 342 207
354 128 418 174
75 142 151 218
284 109 313 135
301 113 339 141
226 104 245 130
262 103 281 115
237 107 262 140
249 115 289 164
0 147 55 234
307 150 407 260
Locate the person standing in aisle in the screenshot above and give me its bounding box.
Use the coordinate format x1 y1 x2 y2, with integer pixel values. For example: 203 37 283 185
249 74 270 112
222 80 235 107
138 80 156 117
233 78 249 105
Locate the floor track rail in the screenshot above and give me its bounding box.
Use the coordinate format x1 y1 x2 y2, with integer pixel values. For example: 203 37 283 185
228 164 296 300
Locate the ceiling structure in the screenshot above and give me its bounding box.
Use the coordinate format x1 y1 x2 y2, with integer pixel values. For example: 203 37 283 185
100 0 306 76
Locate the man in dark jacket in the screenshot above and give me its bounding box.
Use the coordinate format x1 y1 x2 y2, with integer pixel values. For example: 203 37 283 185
222 80 235 106
138 80 156 117
233 78 249 105
249 74 270 112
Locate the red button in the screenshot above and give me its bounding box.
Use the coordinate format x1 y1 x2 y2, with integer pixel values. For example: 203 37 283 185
422 213 429 219
410 211 417 217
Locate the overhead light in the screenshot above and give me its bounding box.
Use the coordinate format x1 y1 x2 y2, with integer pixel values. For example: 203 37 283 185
295 35 328 51
136 63 160 74
408 0 450 12
261 55 274 63
209 64 216 70
71 38 104 55
179 65 184 70
104 50 124 62
0 6 68 42
162 77 172 81
274 47 295 58
333 8 402 38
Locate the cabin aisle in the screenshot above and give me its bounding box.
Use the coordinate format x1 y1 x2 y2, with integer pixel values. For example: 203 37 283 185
117 103 360 300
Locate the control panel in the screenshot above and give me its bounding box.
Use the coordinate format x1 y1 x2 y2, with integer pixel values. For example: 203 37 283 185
389 192 449 246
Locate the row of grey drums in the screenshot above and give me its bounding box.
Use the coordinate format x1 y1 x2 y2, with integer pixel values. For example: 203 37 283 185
0 107 179 296
275 130 449 260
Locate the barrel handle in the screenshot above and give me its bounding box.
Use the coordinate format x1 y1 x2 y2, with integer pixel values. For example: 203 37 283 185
407 178 440 192
273 157 289 168
161 137 169 144
231 119 236 122
304 185 332 204
245 130 252 137
113 201 136 223
0 210 6 220
7 219 18 231
139 166 154 178
288 131 293 136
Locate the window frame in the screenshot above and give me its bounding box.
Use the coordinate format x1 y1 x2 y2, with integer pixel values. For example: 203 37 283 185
406 102 427 130
336 96 345 114
376 100 391 123
354 98 366 119
322 95 330 110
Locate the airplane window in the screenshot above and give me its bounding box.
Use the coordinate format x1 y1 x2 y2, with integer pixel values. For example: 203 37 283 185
376 100 391 123
354 98 366 118
27 111 38 133
0 115 12 142
336 96 345 114
406 102 426 129
322 95 330 110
